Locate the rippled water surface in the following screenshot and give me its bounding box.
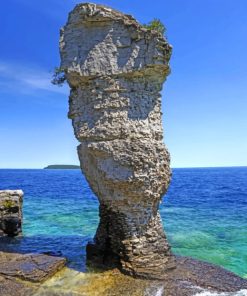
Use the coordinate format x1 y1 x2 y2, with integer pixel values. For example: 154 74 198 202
0 167 246 278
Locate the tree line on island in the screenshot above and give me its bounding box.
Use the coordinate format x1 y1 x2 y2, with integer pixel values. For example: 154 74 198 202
44 165 80 169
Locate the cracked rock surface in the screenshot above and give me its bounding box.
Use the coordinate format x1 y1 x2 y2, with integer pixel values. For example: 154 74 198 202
60 3 175 279
0 251 66 296
0 251 66 282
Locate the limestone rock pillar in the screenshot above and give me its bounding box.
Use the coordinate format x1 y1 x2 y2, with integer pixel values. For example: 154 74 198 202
60 3 175 279
0 190 23 237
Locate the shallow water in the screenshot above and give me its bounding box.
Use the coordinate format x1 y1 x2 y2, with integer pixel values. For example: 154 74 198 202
0 167 246 279
33 267 247 296
34 267 153 296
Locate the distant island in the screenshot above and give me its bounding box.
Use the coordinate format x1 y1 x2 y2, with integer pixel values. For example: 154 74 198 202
44 165 80 169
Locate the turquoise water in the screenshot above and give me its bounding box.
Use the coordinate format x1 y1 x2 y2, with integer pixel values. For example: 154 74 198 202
0 167 246 277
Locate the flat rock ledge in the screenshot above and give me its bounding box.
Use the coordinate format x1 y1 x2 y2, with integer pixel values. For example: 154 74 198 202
0 251 66 296
0 253 246 295
87 256 247 295
29 256 247 296
159 256 247 295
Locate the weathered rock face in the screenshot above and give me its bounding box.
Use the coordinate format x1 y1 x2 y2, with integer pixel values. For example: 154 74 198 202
60 3 175 279
0 190 23 236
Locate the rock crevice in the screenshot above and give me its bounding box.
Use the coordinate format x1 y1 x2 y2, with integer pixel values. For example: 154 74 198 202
60 3 175 279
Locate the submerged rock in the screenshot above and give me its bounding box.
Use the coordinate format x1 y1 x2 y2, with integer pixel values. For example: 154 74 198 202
60 3 175 279
0 190 23 236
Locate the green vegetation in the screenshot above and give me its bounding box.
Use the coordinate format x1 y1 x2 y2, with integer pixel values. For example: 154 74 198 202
44 165 80 169
143 18 166 36
3 200 15 209
51 67 66 86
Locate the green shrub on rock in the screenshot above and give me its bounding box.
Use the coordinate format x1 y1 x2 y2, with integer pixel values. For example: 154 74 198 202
3 200 15 209
143 18 166 36
51 67 66 86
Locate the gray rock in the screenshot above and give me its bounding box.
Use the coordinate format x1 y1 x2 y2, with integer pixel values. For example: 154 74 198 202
25 256 247 296
60 3 174 279
0 190 23 236
0 251 66 296
60 2 175 279
0 251 66 283
0 274 36 296
161 256 247 295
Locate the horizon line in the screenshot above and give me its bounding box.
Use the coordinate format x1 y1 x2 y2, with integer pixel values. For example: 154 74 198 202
0 165 247 170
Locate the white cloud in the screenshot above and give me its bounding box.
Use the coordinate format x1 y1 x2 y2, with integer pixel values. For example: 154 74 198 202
0 61 69 95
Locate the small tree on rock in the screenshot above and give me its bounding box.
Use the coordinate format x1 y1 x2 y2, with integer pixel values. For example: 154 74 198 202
143 18 166 36
51 67 66 86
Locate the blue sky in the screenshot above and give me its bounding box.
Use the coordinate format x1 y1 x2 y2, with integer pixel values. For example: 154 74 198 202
0 0 246 168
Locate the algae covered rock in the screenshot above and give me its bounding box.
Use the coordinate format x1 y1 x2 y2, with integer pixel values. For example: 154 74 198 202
60 3 175 279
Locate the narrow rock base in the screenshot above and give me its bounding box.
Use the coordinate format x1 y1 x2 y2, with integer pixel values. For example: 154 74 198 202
86 204 176 279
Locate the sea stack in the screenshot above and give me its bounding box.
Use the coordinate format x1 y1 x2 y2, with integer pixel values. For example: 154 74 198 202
60 3 175 279
0 190 23 237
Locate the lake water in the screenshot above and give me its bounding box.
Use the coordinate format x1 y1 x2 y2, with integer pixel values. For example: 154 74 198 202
0 167 246 279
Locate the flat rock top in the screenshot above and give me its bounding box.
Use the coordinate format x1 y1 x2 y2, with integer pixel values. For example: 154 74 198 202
0 251 66 283
61 2 171 83
0 190 23 197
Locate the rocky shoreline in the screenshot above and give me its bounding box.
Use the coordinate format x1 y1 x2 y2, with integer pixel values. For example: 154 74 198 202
1 189 245 295
1 3 246 295
0 250 246 296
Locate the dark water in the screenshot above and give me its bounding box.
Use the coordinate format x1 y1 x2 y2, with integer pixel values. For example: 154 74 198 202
0 167 246 277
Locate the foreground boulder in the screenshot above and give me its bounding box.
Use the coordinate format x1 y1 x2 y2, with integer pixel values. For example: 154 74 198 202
0 251 66 282
0 190 23 236
60 3 174 279
0 251 66 296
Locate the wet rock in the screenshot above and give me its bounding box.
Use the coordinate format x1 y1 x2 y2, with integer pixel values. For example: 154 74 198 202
160 256 247 295
0 251 66 282
60 3 175 279
0 190 23 236
31 256 247 296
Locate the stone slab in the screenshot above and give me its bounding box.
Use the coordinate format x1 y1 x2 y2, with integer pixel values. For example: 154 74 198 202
0 251 66 283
